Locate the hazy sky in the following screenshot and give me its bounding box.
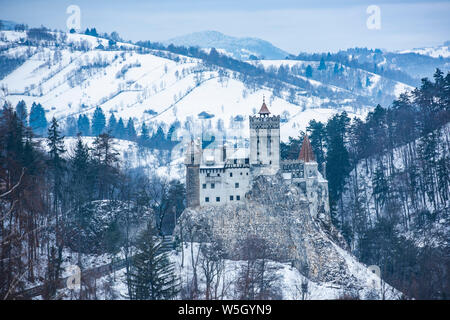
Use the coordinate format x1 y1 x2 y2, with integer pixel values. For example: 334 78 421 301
1 0 449 53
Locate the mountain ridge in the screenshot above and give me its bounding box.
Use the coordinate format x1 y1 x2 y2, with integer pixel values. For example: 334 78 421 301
164 30 290 60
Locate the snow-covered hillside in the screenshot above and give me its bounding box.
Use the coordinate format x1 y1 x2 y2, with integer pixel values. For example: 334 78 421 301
0 29 413 144
164 30 289 60
398 42 450 58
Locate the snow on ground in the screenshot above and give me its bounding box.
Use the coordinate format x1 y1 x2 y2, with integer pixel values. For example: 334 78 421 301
399 44 450 58
1 29 396 147
52 242 400 300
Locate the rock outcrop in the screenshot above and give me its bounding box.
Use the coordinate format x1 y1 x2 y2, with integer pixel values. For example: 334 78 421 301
175 173 401 297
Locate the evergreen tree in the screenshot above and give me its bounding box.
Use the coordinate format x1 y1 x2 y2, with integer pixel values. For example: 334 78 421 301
115 117 125 139
77 114 90 136
125 117 137 141
29 102 47 136
318 57 326 70
325 112 350 222
92 106 106 136
305 65 313 78
333 63 340 75
139 122 150 145
151 126 166 149
64 115 77 136
92 133 119 198
16 100 27 127
127 224 179 300
46 117 66 233
107 113 117 136
307 120 326 172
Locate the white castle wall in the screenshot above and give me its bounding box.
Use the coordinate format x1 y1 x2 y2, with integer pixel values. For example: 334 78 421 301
185 109 329 215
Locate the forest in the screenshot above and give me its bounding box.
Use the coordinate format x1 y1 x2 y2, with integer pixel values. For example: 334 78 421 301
281 69 450 299
0 28 448 298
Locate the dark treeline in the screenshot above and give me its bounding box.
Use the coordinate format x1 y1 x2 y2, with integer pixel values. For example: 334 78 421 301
13 101 179 150
282 69 450 299
0 102 185 299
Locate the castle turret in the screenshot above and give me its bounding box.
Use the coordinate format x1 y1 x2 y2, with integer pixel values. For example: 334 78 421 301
249 98 280 175
297 134 329 215
185 138 202 207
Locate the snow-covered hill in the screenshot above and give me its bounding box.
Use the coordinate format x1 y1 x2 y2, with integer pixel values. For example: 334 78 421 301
0 29 415 145
398 41 450 58
164 30 289 60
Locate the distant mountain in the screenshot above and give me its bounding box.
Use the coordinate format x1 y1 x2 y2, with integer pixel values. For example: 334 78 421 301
0 20 21 30
164 30 290 60
398 41 450 58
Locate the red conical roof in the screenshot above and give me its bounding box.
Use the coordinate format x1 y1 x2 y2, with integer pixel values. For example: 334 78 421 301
258 98 271 115
298 135 315 162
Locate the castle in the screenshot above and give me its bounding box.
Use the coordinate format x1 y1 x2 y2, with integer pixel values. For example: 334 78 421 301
185 99 329 216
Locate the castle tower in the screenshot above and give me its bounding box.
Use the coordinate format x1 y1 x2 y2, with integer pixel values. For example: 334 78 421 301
298 134 329 215
298 134 318 181
249 98 280 175
185 138 202 207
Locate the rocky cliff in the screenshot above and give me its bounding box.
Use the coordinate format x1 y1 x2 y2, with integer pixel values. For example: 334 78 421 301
175 173 401 298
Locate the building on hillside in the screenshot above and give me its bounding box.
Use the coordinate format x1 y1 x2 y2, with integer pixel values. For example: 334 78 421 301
185 99 329 216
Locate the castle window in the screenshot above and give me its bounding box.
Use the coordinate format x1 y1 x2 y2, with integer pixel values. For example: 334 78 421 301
270 160 272 164
234 159 237 164
236 195 240 200
205 197 209 202
230 195 234 201
246 172 248 175
211 183 215 189
202 184 206 189
240 172 243 175
216 197 220 202
235 183 239 188
207 173 210 177
230 172 233 177
218 173 220 177
245 158 249 164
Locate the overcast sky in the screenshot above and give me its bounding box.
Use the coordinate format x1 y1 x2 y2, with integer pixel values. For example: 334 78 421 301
1 0 449 53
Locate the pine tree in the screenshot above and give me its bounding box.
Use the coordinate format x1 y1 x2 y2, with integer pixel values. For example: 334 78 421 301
91 106 106 136
77 114 90 136
125 117 137 141
65 115 77 136
29 102 47 136
318 57 326 70
69 135 93 259
107 113 117 136
127 224 179 300
92 133 119 198
151 126 166 149
140 122 149 144
16 100 27 127
115 117 125 139
333 63 339 75
325 112 350 223
307 120 326 172
46 117 66 240
305 65 313 78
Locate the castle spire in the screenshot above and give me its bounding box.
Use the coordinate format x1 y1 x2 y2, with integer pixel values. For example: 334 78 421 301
258 96 271 116
298 134 315 162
